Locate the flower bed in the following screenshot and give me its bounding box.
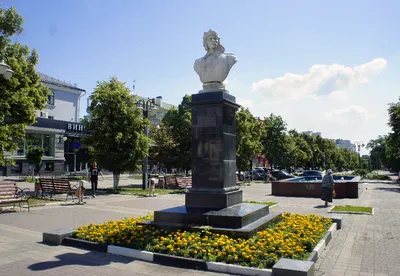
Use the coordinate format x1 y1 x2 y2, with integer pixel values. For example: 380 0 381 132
72 212 332 269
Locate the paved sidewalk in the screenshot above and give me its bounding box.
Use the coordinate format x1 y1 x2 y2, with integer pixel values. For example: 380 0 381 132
0 182 399 275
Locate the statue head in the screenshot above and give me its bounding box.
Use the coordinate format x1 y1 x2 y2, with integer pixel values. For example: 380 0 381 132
203 29 225 54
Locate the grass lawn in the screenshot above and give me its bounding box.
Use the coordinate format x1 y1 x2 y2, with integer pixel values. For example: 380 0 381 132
103 187 186 196
331 205 373 213
243 200 278 207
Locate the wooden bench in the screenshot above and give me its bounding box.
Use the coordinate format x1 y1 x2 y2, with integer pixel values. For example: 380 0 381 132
175 177 192 189
0 182 30 211
165 176 178 189
39 178 77 200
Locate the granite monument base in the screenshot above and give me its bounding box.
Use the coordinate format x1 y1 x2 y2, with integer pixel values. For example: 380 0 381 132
139 203 282 238
185 189 243 209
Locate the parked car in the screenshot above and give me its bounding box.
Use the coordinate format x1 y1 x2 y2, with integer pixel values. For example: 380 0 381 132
252 168 267 180
301 170 323 177
270 170 295 180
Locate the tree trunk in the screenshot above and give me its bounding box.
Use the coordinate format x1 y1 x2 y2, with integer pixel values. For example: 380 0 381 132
113 173 120 190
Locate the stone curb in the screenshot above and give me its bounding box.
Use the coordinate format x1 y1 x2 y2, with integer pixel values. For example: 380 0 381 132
307 223 337 262
268 203 280 208
327 206 374 215
44 218 340 276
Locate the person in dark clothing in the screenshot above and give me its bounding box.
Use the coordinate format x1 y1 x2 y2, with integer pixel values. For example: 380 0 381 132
88 162 104 198
321 169 335 207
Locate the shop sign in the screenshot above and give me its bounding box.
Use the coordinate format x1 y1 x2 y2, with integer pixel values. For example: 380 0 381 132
67 123 85 132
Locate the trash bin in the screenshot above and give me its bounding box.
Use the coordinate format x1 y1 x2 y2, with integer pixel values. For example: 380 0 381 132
158 176 165 188
148 178 157 197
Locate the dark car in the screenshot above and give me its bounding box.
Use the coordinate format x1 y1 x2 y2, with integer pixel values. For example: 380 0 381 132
301 170 323 177
252 168 267 180
270 170 295 180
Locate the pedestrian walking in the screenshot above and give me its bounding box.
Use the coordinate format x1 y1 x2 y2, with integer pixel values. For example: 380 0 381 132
87 162 104 198
321 169 335 207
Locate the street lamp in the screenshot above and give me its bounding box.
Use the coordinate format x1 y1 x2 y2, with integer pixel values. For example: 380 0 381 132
0 56 14 80
136 97 157 190
354 141 365 168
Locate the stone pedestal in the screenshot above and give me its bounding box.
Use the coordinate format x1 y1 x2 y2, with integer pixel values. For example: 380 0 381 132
140 91 281 237
185 91 241 209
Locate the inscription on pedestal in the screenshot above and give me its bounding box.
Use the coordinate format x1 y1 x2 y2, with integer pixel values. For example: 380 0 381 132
197 115 216 127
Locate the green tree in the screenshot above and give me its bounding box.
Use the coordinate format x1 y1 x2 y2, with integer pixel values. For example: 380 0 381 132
149 123 175 171
261 114 290 169
288 130 312 169
25 146 44 176
162 95 192 174
367 136 387 170
236 108 262 172
82 77 151 189
0 5 50 165
300 133 318 169
386 97 400 172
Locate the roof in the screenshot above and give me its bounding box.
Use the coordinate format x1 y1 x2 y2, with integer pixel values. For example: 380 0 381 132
39 73 86 92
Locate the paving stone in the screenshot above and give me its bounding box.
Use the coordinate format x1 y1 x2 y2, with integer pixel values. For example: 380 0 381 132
0 182 399 275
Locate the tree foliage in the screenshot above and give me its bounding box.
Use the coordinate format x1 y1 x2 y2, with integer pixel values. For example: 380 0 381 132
386 97 400 171
161 95 192 173
25 146 44 175
82 77 151 189
149 123 175 170
236 108 262 172
261 114 290 169
0 5 50 165
367 136 387 170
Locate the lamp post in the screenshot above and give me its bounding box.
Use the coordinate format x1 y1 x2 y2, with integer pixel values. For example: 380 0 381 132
354 141 364 168
136 98 156 190
0 55 14 80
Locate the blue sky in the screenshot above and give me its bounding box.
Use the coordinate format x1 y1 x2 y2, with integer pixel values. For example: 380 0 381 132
3 0 400 152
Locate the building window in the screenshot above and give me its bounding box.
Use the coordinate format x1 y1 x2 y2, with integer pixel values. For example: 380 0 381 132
15 139 25 156
48 92 55 105
48 116 54 120
26 133 42 148
44 162 54 172
11 161 23 173
43 134 55 157
25 133 55 157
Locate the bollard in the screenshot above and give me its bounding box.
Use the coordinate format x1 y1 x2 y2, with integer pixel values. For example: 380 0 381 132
148 178 156 197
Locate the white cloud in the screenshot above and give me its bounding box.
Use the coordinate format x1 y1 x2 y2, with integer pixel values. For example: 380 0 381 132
324 105 376 120
237 98 254 108
252 58 387 99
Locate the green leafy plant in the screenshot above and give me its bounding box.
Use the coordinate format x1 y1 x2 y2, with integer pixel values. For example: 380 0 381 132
25 146 44 176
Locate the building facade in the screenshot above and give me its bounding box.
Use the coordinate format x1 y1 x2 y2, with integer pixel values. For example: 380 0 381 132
1 73 86 176
334 139 356 152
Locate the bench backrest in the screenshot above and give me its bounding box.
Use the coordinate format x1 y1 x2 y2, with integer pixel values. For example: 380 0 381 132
52 179 71 193
165 176 177 186
39 178 54 192
0 182 18 200
40 178 71 193
176 177 192 188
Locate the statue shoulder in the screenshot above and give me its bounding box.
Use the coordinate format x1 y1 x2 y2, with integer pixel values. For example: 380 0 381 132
224 53 237 65
194 57 204 73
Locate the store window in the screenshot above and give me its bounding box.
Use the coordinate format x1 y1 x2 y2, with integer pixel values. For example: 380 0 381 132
43 134 55 157
15 139 25 156
11 161 23 173
44 162 54 172
25 133 55 157
26 133 42 148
